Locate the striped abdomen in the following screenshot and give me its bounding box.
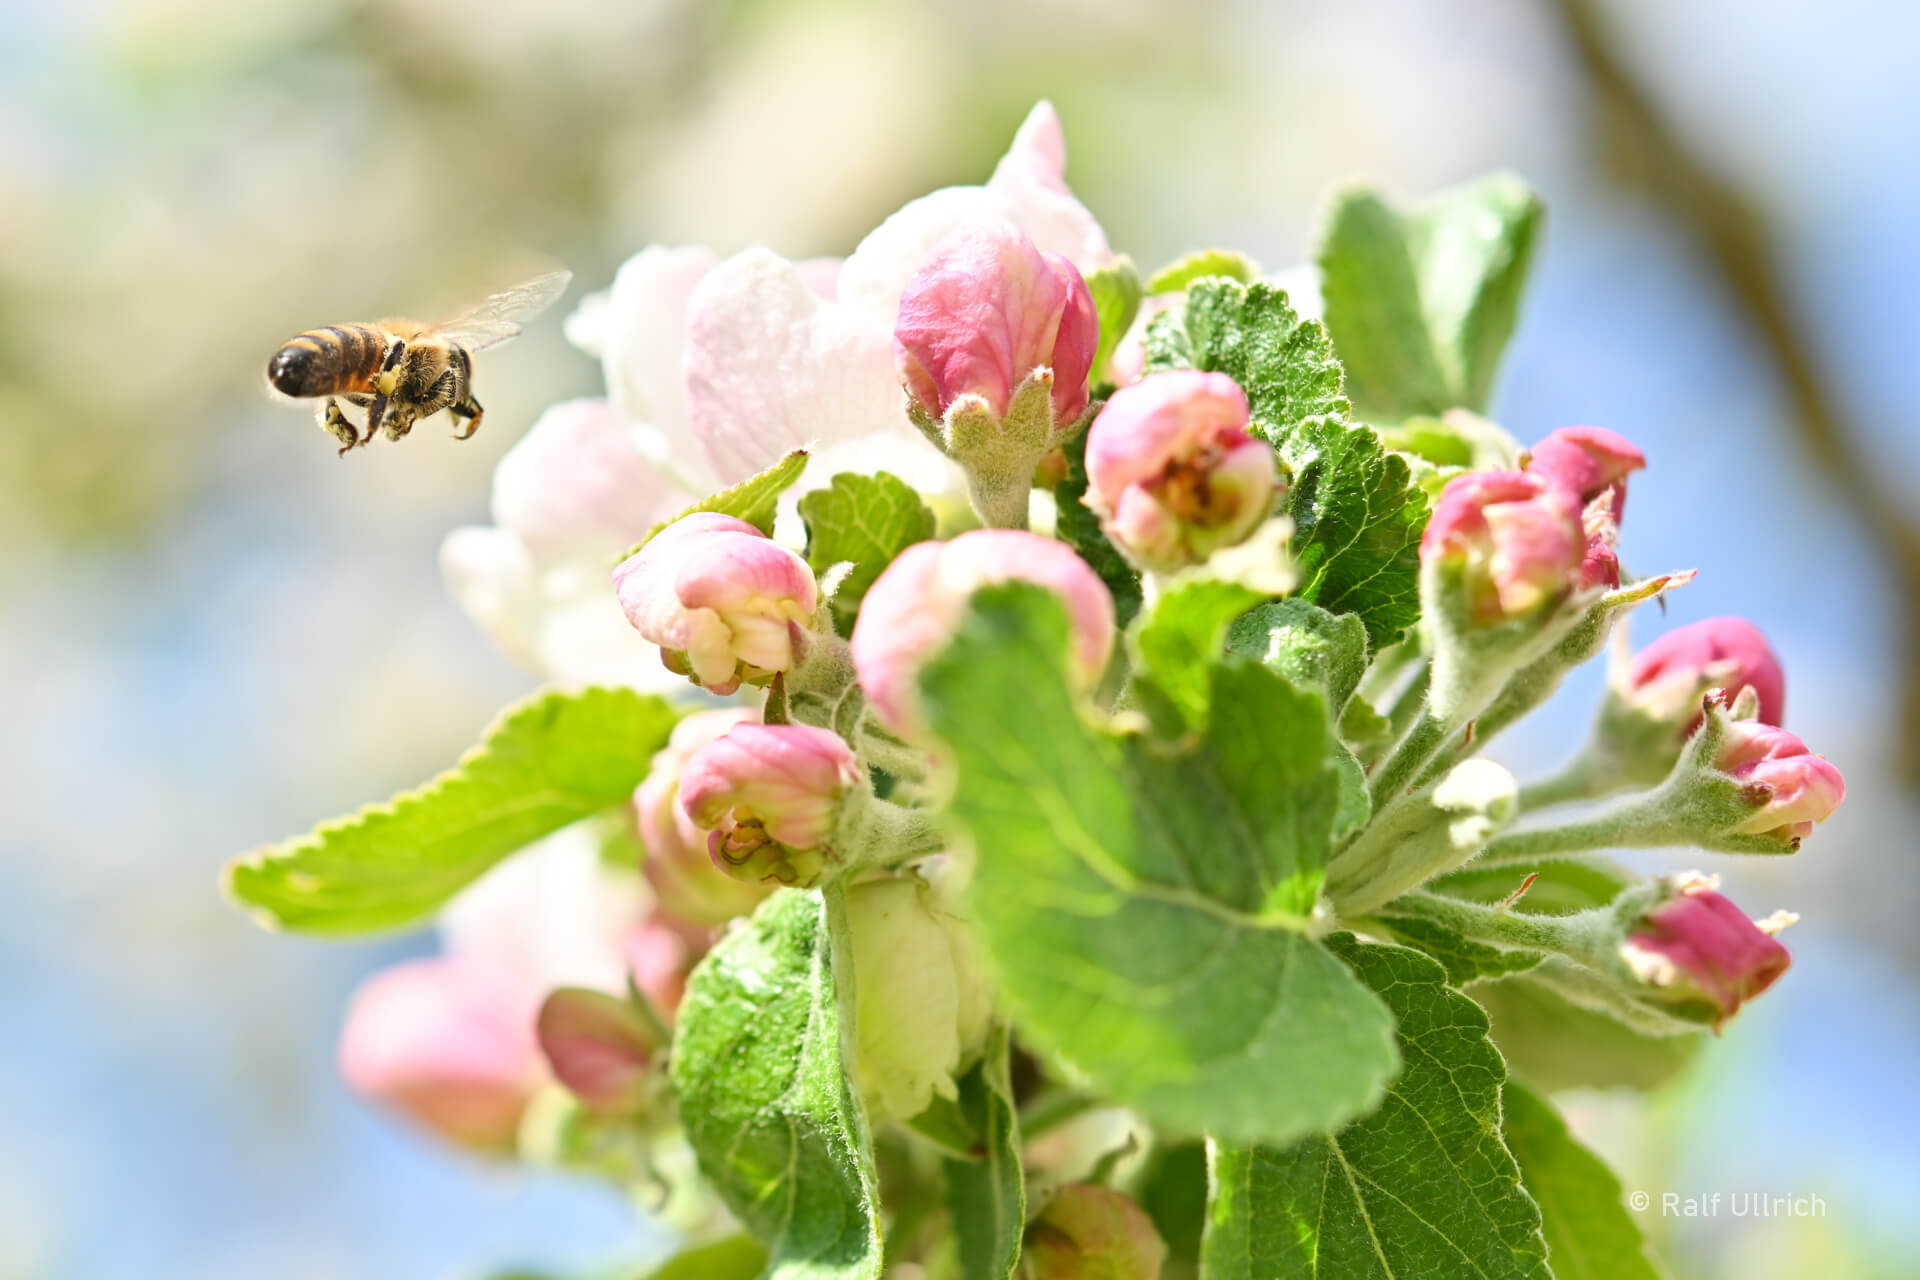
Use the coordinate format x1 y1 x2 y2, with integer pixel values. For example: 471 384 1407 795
266 324 390 399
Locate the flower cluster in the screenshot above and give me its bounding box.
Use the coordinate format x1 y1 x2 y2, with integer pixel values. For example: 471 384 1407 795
250 102 1854 1277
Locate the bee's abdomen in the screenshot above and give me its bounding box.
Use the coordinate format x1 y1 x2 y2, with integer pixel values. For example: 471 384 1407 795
267 324 387 398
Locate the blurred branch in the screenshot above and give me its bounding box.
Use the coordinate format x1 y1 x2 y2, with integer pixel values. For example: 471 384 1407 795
1552 0 1920 782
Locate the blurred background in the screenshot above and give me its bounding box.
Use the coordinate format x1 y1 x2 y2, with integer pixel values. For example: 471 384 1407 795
3 0 1916 1275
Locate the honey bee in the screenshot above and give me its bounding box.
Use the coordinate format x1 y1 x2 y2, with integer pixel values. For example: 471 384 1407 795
266 269 571 456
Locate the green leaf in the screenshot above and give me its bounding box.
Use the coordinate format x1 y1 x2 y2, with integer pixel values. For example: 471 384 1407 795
1147 248 1258 295
1318 174 1544 421
1368 911 1545 985
623 448 810 556
1470 972 1703 1093
670 890 882 1279
945 1026 1025 1280
1204 936 1550 1280
1433 856 1634 915
918 584 1397 1146
799 471 937 627
1224 598 1369 715
1086 256 1144 386
1503 1083 1664 1280
1146 280 1427 650
1051 428 1143 628
641 1238 769 1280
1145 278 1349 435
1130 579 1266 728
225 687 677 935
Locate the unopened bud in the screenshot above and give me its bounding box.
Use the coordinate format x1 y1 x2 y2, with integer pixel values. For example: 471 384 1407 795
337 957 541 1152
613 512 818 696
1617 872 1792 1028
1713 719 1846 843
634 708 773 927
1421 470 1586 624
679 723 864 888
535 987 658 1114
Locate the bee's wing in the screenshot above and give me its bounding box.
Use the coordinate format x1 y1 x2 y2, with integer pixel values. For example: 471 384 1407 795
430 268 573 352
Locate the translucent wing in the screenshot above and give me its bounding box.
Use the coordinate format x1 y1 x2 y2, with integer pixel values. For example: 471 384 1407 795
431 269 573 351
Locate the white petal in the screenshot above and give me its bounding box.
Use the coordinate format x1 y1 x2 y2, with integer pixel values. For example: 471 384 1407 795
490 398 687 562
600 244 722 488
439 824 648 995
684 248 919 485
1265 262 1325 323
837 100 1112 329
530 564 688 692
562 288 610 358
440 525 543 674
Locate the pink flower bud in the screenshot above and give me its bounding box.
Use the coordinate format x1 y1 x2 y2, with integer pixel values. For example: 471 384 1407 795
1628 617 1786 732
1082 371 1279 572
535 987 656 1114
635 708 773 928
1526 425 1646 521
1713 721 1846 842
1421 470 1586 621
679 724 865 888
1023 1184 1168 1280
337 957 542 1152
1620 872 1792 1028
851 530 1117 738
894 222 1098 425
612 512 818 695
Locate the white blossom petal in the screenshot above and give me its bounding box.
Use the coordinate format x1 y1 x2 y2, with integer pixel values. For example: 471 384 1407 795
600 244 722 489
490 398 685 563
438 825 648 996
441 525 543 673
684 248 928 485
837 100 1112 329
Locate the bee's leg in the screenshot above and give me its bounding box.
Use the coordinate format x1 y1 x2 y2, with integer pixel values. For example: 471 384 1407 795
320 399 360 456
450 394 484 440
381 407 416 442
361 339 407 445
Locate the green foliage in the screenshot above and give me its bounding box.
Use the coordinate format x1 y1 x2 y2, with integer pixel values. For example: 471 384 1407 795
1471 972 1704 1093
1204 937 1549 1280
1051 429 1144 628
224 687 676 934
1130 579 1266 729
1224 597 1370 715
640 1238 769 1280
1146 248 1258 294
1137 1142 1209 1280
944 1027 1025 1280
1368 911 1545 985
917 585 1397 1146
1318 174 1543 421
1503 1083 1664 1280
799 471 937 628
1146 279 1428 649
670 890 882 1279
624 448 810 556
1086 256 1145 386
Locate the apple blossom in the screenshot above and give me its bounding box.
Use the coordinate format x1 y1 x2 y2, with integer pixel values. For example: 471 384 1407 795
679 723 865 888
440 399 691 688
1421 469 1586 623
896 222 1098 427
1627 616 1785 731
535 987 659 1115
613 513 819 695
337 956 542 1152
1525 425 1645 521
634 708 772 928
1715 719 1846 842
851 530 1116 739
1082 370 1278 572
1618 872 1793 1028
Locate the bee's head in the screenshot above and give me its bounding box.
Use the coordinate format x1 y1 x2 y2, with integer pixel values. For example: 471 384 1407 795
266 343 330 398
